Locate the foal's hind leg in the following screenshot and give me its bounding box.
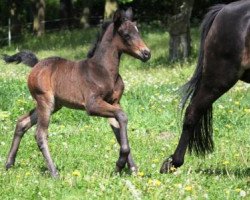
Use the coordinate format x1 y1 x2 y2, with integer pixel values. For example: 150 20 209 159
161 67 239 173
108 118 137 172
35 95 60 177
6 109 37 170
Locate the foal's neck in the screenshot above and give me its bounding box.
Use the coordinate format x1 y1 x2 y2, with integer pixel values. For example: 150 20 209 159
92 25 121 80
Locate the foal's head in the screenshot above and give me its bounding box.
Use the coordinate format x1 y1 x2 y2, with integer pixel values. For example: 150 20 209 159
112 8 151 62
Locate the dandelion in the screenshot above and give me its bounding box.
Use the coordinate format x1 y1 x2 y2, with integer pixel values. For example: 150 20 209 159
170 166 177 172
72 170 81 177
110 138 116 145
244 108 250 113
148 179 161 187
223 160 229 165
234 153 240 157
234 101 240 105
155 180 161 186
225 124 232 129
152 158 159 163
184 185 192 191
137 171 144 177
25 172 31 176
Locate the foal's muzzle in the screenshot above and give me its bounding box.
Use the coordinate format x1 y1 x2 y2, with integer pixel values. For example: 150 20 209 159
141 49 151 62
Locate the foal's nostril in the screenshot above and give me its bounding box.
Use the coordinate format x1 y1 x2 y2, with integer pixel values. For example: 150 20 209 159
143 50 151 60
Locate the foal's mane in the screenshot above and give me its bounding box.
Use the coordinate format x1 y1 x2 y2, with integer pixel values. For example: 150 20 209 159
87 21 113 58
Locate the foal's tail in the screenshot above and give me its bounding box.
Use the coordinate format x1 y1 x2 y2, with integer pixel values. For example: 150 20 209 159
2 50 38 67
180 4 225 155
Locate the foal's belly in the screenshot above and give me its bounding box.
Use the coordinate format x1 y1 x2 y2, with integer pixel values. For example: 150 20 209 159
55 90 86 110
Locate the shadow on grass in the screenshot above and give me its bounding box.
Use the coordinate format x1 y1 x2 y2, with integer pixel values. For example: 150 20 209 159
195 167 250 179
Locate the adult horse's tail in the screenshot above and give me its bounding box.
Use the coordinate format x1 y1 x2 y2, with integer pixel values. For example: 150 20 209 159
180 4 225 155
2 50 38 67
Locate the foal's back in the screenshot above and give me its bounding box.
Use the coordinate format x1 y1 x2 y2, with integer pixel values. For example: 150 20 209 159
28 57 114 109
28 57 86 109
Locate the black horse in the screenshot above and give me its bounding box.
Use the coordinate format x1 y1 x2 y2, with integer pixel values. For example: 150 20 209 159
161 0 250 173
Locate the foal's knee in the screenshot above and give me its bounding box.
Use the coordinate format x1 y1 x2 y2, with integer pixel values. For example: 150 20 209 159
121 145 130 156
35 134 45 151
115 111 128 125
85 101 98 116
15 119 28 137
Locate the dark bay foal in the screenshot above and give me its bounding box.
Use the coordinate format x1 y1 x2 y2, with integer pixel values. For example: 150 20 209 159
4 8 150 177
161 1 250 173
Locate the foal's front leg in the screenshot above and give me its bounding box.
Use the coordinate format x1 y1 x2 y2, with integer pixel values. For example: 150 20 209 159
109 117 137 172
86 98 130 172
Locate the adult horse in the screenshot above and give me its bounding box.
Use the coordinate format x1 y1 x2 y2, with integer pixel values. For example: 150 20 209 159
3 8 151 177
161 0 250 173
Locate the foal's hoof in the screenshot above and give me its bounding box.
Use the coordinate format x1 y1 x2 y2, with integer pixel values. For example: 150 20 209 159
50 170 59 178
129 165 138 174
5 162 14 170
160 156 176 174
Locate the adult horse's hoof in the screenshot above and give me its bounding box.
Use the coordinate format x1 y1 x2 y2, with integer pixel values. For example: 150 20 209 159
160 156 176 174
115 165 124 173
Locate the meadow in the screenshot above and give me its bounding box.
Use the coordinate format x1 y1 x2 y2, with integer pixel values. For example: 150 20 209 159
0 25 249 199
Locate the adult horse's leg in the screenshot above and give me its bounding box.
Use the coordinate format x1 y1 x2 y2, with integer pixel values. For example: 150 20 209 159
86 99 130 172
108 118 137 172
35 94 60 177
6 109 37 169
160 63 239 173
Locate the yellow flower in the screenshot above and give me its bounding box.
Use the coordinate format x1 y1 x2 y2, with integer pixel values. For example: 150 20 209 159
152 158 159 163
155 180 161 186
223 161 229 165
185 186 192 191
110 138 116 145
137 171 144 177
225 124 232 129
72 170 81 177
235 188 241 192
234 101 240 105
234 153 240 157
244 108 250 113
25 172 31 176
170 166 177 172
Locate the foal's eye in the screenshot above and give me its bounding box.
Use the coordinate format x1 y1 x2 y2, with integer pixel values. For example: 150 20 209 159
123 34 131 40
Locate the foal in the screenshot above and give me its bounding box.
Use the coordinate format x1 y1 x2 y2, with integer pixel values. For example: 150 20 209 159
4 8 150 177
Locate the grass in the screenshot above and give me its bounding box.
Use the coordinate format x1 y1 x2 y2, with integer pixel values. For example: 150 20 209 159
0 25 249 200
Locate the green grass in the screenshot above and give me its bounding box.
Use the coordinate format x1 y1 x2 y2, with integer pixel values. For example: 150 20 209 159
0 26 249 200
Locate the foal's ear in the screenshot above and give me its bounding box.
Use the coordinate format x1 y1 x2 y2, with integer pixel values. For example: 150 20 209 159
125 7 133 21
113 10 124 28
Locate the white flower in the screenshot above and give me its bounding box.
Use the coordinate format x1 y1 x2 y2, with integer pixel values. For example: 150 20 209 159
240 190 246 197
